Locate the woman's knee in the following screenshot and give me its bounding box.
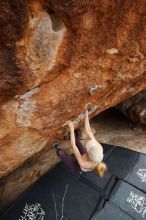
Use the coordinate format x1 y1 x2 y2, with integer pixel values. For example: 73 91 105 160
57 149 64 157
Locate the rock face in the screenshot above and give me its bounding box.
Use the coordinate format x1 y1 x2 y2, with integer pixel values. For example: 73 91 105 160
0 0 146 214
117 90 146 125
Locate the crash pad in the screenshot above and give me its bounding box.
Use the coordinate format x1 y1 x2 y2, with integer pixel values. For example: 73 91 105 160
0 164 103 220
91 201 134 220
110 181 146 220
125 154 146 193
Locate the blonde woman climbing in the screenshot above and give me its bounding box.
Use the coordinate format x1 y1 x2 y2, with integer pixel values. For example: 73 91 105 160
54 110 107 177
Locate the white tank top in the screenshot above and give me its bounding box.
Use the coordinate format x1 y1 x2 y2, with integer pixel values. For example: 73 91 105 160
80 167 93 172
85 139 103 164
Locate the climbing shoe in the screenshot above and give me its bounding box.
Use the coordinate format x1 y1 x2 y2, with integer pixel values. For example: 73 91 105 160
53 142 61 150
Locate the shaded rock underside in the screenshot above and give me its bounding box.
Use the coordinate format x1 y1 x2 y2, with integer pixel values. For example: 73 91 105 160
117 89 146 125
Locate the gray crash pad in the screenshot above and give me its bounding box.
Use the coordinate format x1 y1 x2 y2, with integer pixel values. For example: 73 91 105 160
91 201 134 220
105 146 139 179
110 181 146 220
80 170 116 197
125 154 146 193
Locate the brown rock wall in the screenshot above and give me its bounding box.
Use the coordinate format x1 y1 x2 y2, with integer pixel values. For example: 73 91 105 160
0 0 146 213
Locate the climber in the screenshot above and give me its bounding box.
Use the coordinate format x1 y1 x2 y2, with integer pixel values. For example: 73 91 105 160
53 110 107 177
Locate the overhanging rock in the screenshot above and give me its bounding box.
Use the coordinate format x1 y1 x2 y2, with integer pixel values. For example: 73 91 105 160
0 0 146 214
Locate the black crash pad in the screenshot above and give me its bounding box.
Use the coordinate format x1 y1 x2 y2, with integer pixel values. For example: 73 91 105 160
0 164 103 220
1 143 146 220
91 201 134 220
110 181 146 220
80 170 116 197
105 146 139 179
125 154 146 193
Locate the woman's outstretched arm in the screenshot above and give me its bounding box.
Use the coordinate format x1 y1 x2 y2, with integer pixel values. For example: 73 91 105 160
84 110 94 140
68 121 85 168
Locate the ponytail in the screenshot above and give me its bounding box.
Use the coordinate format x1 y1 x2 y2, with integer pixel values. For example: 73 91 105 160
96 162 107 177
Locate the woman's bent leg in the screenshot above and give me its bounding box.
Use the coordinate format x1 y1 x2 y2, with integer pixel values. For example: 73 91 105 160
75 137 87 155
57 148 81 174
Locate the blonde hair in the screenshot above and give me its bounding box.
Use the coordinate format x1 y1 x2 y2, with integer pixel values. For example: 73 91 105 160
96 162 107 177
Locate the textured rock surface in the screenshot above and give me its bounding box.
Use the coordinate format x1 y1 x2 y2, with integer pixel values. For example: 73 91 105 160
0 0 146 214
117 89 146 124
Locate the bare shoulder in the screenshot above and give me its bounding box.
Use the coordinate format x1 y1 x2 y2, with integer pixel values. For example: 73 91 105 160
80 157 96 169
